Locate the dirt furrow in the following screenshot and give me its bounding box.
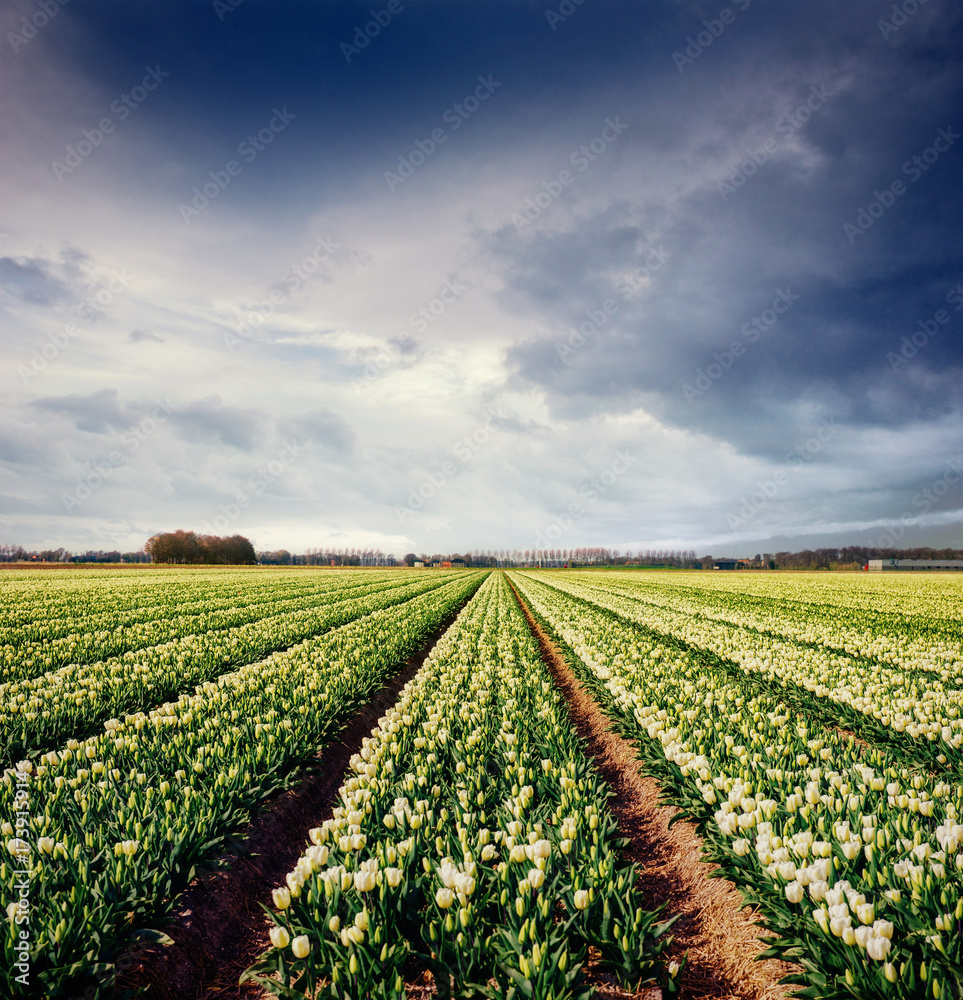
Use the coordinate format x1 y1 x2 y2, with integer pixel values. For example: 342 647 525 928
508 578 800 1000
114 605 466 1000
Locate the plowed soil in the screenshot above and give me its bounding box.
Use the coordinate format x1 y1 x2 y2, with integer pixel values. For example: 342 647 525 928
508 579 800 1000
115 610 462 1000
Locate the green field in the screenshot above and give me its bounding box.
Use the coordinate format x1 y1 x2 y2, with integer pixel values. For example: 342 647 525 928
2 567 960 999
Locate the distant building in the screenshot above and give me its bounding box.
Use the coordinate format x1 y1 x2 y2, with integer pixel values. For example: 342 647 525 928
867 559 963 571
413 561 424 567
714 558 749 570
451 560 466 567
441 560 452 568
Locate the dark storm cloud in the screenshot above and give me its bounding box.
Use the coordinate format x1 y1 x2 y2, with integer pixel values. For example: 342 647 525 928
2 0 960 552
490 2 962 465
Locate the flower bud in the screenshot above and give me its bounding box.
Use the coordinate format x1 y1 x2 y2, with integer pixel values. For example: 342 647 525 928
269 926 290 949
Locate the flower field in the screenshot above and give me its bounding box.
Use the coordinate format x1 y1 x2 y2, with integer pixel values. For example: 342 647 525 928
509 570 963 1000
1 565 960 1000
247 572 676 998
1 567 485 998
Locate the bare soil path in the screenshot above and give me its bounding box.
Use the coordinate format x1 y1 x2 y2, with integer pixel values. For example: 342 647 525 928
115 606 464 1000
117 578 800 1000
508 578 799 1000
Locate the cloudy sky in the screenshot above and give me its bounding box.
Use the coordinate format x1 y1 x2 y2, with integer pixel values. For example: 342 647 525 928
1 0 961 557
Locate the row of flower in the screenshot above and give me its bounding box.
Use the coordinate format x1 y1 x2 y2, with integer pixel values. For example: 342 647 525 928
510 571 963 1000
0 571 391 678
248 573 678 999
0 572 486 998
0 574 462 768
653 569 960 620
593 571 962 683
532 573 963 772
0 564 291 633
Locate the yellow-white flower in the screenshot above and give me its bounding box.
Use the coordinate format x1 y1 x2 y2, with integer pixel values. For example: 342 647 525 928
866 936 891 961
354 869 377 892
269 926 290 949
291 935 311 958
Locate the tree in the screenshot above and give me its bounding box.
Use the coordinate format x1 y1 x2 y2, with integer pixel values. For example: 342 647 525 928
145 531 255 565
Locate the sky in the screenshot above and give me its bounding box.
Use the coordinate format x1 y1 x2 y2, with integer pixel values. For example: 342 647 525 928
1 0 961 558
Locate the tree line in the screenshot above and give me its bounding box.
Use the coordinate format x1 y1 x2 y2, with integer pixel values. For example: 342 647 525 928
1 541 959 568
740 546 963 570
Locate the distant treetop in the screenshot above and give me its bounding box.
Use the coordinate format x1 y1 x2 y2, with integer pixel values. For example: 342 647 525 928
144 530 256 565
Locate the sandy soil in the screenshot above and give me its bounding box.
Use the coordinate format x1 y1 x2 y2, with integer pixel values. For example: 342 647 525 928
508 579 800 1000
115 580 799 999
115 609 461 1000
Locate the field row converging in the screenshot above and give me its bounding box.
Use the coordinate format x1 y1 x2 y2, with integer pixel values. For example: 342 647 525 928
0 572 487 998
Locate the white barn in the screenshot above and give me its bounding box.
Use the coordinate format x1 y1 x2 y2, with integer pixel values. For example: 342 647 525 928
867 559 963 571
